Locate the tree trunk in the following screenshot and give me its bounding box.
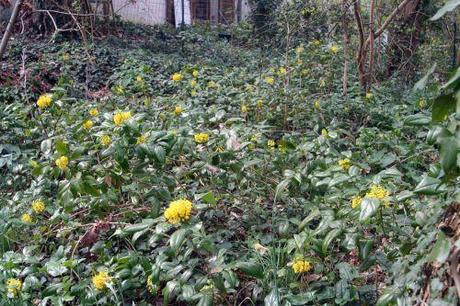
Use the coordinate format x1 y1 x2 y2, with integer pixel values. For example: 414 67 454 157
0 0 22 61
386 0 424 78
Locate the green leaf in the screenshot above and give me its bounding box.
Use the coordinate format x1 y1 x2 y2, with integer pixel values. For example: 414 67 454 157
45 260 68 277
359 198 380 221
376 292 396 306
432 94 456 122
428 231 451 263
197 191 217 205
235 261 264 279
287 292 316 305
322 228 342 254
413 64 436 91
414 176 445 195
298 209 320 231
431 0 460 20
441 66 460 89
404 114 430 126
264 287 280 306
439 136 458 174
169 228 188 251
197 294 213 306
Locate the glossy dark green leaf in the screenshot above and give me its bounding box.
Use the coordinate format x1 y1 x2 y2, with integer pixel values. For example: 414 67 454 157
359 198 380 221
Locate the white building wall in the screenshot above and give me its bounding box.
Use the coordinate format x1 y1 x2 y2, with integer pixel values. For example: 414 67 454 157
113 0 167 25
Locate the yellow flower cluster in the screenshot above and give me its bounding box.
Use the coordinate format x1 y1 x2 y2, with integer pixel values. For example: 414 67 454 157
147 275 155 293
21 213 32 224
314 100 321 110
190 79 197 87
55 156 69 170
172 73 182 81
241 104 248 113
174 105 182 116
6 278 22 298
351 196 362 209
113 111 132 126
83 120 93 130
192 70 199 78
338 159 351 171
194 133 209 144
366 184 390 206
92 271 111 290
37 94 52 109
164 199 193 224
89 108 99 116
330 45 339 54
292 259 312 274
136 134 147 145
100 135 111 147
32 200 45 214
267 139 275 150
365 92 373 100
264 76 275 85
295 45 304 54
321 129 329 138
256 100 263 108
207 81 217 88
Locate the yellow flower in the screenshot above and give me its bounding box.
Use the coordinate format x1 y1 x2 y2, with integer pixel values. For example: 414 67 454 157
136 134 147 145
321 129 329 138
191 90 197 97
278 67 287 75
113 111 132 126
365 184 391 206
147 275 155 293
292 259 312 274
215 146 225 153
313 39 321 46
164 199 193 224
279 141 287 154
61 53 70 61
136 75 143 82
174 105 183 116
330 45 339 54
314 100 321 110
295 45 304 54
241 104 248 113
114 85 124 95
192 70 199 78
6 278 22 298
30 160 39 168
418 99 427 108
32 200 45 214
338 158 351 171
365 92 373 100
37 94 52 109
100 135 111 147
89 108 99 116
92 271 111 290
21 213 32 224
264 77 275 85
83 120 93 130
351 196 363 209
190 79 197 87
172 73 182 81
55 156 69 170
207 81 217 88
319 78 326 87
267 139 275 150
256 99 263 108
194 133 209 144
